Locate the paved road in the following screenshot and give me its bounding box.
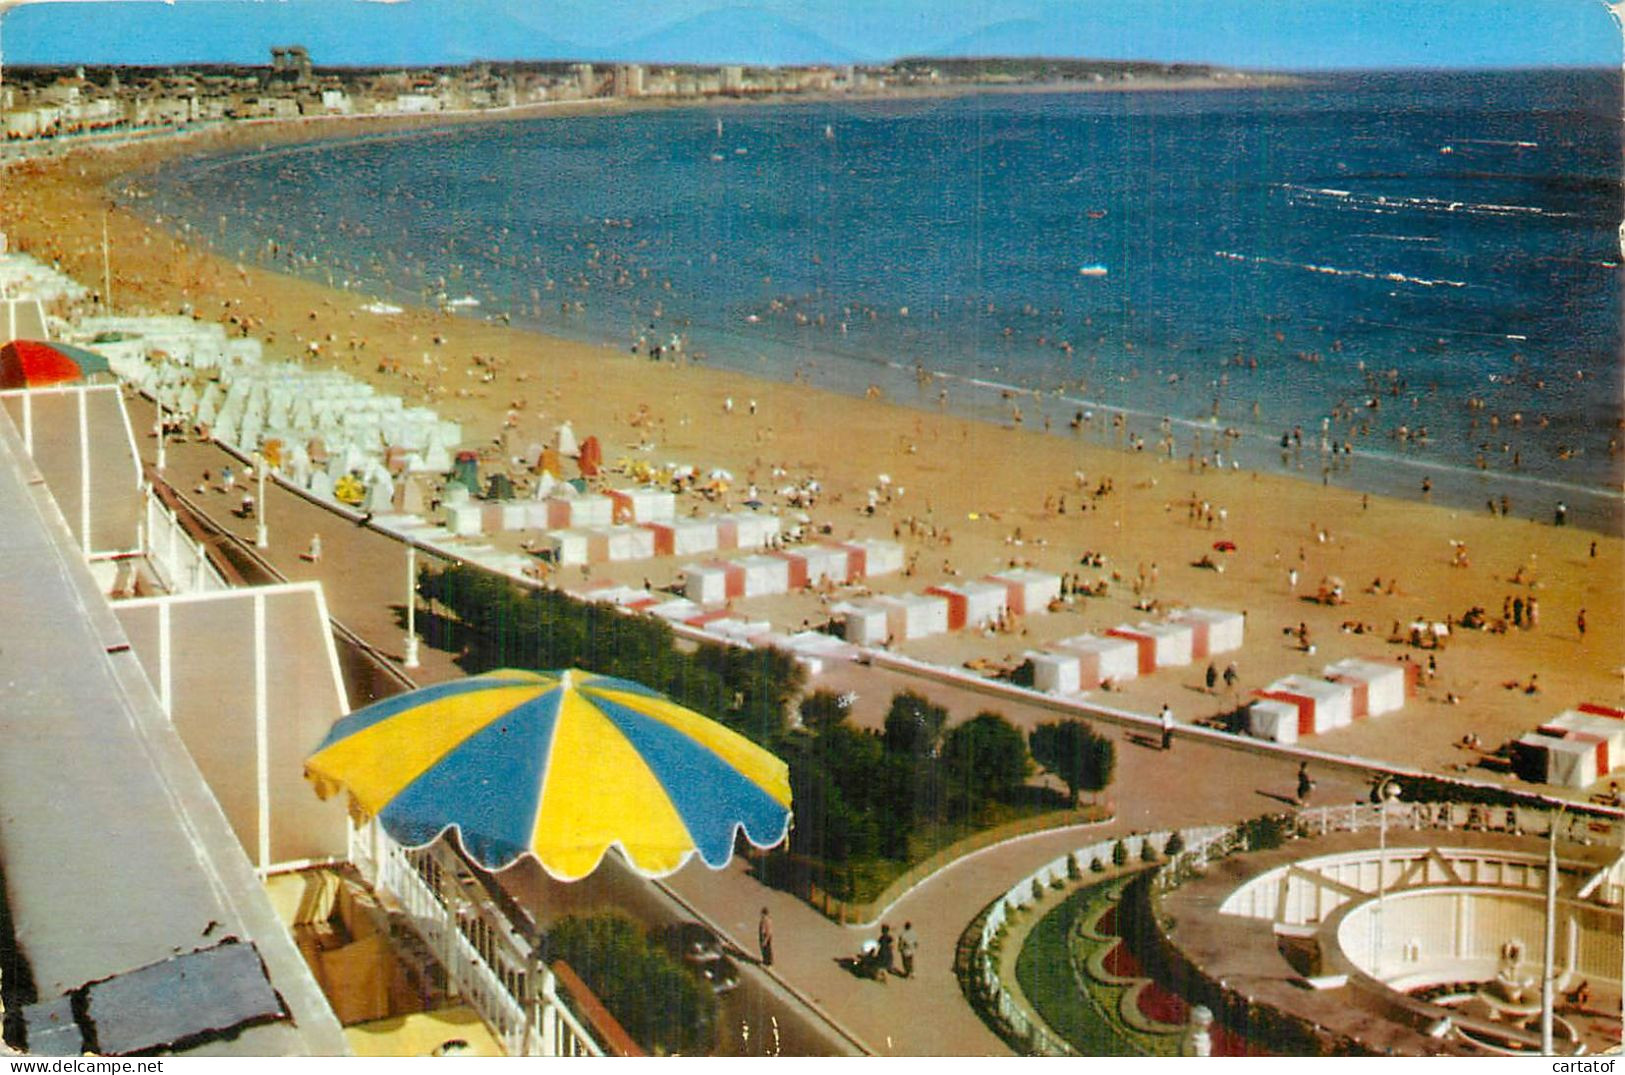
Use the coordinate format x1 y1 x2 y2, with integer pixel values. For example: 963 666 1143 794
129 395 1375 1055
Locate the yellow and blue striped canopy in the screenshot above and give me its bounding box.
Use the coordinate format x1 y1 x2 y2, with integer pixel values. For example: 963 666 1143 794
306 669 792 880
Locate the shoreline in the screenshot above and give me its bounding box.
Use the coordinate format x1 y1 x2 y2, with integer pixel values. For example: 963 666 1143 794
97 89 1625 534
4 98 1622 785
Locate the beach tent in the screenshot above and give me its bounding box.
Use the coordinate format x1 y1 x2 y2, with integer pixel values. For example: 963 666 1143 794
878 593 949 642
797 545 851 587
537 447 564 477
841 600 892 646
736 554 791 597
773 550 810 590
584 525 656 564
450 451 480 494
683 562 739 604
444 502 484 537
643 518 719 557
987 569 1062 616
485 472 515 500
608 486 676 524
1170 608 1245 659
541 530 590 566
578 435 603 477
1248 698 1301 745
1323 658 1407 718
1254 675 1354 736
1106 625 1159 675
1539 711 1624 776
556 421 579 457
843 539 905 579
1136 621 1195 668
926 581 1008 631
1049 634 1140 689
1026 651 1081 695
716 512 780 551
543 492 613 530
1543 736 1601 789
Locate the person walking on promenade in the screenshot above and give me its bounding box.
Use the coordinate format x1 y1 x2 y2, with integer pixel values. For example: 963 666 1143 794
1577 608 1587 640
1160 704 1175 751
757 907 774 967
306 532 323 563
1296 763 1315 806
876 924 895 976
1205 662 1218 692
1223 662 1238 689
899 922 918 979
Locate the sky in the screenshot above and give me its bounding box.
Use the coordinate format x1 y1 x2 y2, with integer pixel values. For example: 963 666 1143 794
0 0 1620 69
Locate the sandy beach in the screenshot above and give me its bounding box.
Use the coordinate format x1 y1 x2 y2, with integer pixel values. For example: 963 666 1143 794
3 106 1621 795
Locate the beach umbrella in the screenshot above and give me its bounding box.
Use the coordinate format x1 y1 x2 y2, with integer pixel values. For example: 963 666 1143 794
305 668 792 880
1213 540 1237 553
0 340 112 389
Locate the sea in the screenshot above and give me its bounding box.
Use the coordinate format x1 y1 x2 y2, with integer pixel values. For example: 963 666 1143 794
128 69 1625 531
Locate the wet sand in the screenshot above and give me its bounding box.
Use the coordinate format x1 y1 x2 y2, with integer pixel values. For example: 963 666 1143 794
3 110 1620 795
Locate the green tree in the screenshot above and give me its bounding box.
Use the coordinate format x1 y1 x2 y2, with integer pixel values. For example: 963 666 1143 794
882 690 948 756
797 689 851 733
545 912 717 1055
942 711 1032 806
1028 719 1116 806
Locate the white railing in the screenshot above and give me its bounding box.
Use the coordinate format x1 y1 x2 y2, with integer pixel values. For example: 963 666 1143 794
350 821 604 1057
969 799 1624 1056
971 824 1228 1056
143 487 228 594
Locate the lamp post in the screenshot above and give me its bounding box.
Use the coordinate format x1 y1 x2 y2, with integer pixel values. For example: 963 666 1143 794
154 400 166 471
1371 777 1402 979
403 542 421 669
254 451 269 548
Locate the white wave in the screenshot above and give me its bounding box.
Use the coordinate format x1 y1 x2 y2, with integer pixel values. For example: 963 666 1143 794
1275 183 1563 220
1353 233 1441 244
1212 250 1469 289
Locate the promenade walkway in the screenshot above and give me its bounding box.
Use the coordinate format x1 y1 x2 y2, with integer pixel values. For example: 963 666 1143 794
129 401 1377 1055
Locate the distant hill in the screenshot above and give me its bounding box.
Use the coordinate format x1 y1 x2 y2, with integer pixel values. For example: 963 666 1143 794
603 8 859 66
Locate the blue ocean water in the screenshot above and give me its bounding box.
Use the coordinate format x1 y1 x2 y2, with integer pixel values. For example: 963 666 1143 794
133 69 1624 528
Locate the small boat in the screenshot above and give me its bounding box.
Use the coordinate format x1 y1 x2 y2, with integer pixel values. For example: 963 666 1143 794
1078 264 1109 278
446 295 481 308
824 124 835 140
360 301 403 315
1086 209 1107 220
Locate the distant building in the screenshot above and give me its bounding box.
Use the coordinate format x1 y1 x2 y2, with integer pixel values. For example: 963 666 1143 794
319 89 352 115
392 93 442 114
270 45 313 85
721 65 745 94
571 63 597 97
612 64 644 98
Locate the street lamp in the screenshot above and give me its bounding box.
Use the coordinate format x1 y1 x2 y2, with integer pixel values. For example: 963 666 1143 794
403 542 421 669
1371 777 1402 979
154 400 167 471
254 451 269 549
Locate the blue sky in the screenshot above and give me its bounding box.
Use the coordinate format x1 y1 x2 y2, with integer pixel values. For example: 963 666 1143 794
1 0 1620 68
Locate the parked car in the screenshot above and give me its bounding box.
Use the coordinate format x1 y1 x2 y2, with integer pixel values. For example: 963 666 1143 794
663 921 740 994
